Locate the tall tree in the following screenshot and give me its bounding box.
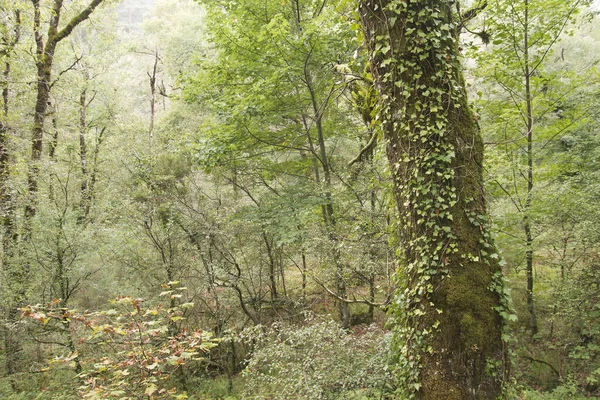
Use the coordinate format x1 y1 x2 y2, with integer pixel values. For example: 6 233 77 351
189 0 367 328
2 0 107 384
0 4 22 384
473 0 592 336
358 0 507 398
26 0 105 221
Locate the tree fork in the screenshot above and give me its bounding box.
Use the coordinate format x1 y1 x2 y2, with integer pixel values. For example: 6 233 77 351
26 0 105 221
358 0 508 398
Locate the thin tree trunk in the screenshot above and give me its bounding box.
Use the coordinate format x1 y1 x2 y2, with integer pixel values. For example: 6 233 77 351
83 127 105 221
13 0 104 383
1 9 23 384
79 87 89 222
305 69 350 328
279 247 287 298
26 0 105 222
47 103 59 202
367 130 376 323
263 232 278 302
301 251 307 302
523 0 538 337
294 0 350 327
0 8 20 264
148 50 159 145
55 229 84 379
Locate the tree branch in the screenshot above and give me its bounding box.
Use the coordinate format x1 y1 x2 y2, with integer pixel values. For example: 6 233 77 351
522 355 561 377
310 271 392 308
458 1 488 27
54 0 105 44
348 129 378 166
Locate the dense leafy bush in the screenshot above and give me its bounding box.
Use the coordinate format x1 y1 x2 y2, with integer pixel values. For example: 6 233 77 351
20 285 218 399
519 381 591 400
242 318 393 399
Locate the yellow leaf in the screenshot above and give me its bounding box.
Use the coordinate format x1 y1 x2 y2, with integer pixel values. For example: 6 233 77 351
145 384 157 397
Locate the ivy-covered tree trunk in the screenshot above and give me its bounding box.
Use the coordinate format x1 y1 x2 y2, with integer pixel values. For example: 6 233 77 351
358 1 507 398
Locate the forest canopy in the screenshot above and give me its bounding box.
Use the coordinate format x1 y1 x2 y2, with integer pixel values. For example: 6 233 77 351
1 0 600 399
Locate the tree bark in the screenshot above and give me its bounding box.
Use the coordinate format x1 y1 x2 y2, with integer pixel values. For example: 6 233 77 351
263 232 279 302
26 0 105 221
1 0 105 382
1 9 23 385
0 8 20 266
304 69 350 329
523 0 538 337
79 88 89 215
148 50 159 145
359 1 507 398
294 0 351 326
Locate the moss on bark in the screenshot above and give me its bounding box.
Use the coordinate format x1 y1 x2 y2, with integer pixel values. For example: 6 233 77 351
358 0 508 398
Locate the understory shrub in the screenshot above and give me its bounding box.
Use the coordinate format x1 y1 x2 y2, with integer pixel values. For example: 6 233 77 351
242 317 393 399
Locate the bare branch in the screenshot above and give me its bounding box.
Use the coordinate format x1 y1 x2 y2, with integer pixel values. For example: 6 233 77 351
310 272 392 308
348 129 378 166
50 55 83 90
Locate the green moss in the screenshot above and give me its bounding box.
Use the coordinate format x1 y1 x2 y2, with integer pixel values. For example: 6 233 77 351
444 266 499 350
359 0 507 397
460 312 486 350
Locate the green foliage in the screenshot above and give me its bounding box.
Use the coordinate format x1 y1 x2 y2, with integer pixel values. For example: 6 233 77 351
21 284 218 399
242 318 393 399
519 380 590 399
472 0 600 394
0 370 79 399
176 0 394 330
1 0 599 398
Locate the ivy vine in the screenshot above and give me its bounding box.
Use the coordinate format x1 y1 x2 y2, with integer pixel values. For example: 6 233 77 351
359 0 508 396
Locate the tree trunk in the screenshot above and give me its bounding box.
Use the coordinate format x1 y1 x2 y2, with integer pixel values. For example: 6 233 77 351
263 232 278 302
148 50 159 145
2 0 104 384
523 0 538 337
27 0 106 221
79 87 90 221
295 0 350 325
359 1 507 398
0 7 20 270
304 70 351 329
1 9 23 384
